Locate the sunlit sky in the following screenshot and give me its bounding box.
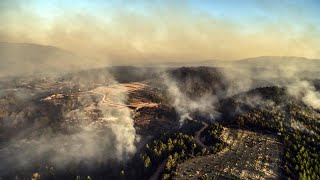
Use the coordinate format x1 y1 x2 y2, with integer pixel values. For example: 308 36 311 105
1 0 320 63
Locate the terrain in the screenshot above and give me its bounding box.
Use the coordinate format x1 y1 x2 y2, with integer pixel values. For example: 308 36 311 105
176 127 282 179
0 61 319 179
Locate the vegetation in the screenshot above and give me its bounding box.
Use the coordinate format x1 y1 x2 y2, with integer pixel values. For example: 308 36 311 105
167 67 227 99
139 121 226 180
200 123 225 147
2 66 320 180
227 98 320 179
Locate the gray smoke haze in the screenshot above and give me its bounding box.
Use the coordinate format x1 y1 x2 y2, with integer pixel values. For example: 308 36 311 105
2 1 320 62
0 70 136 175
218 58 320 110
0 42 107 78
1 39 320 177
163 57 320 126
163 72 221 125
287 81 320 109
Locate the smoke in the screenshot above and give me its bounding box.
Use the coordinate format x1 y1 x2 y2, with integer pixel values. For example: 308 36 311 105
163 70 221 125
0 72 136 176
258 64 320 110
218 58 320 110
0 42 108 78
1 1 320 63
219 66 254 97
287 80 320 109
162 58 320 126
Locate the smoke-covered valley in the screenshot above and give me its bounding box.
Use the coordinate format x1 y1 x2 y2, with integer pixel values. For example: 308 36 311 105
0 68 137 177
0 43 320 179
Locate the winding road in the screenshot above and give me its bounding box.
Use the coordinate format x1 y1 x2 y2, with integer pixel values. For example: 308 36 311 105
149 160 167 180
89 90 128 109
194 121 209 149
82 84 158 110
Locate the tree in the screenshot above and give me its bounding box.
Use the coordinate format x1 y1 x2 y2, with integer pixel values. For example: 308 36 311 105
144 155 151 168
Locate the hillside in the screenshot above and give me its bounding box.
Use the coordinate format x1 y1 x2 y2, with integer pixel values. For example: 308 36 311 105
0 42 104 77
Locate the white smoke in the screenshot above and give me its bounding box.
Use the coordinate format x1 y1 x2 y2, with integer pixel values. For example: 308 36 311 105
287 80 320 109
219 61 320 110
163 73 220 125
0 73 136 175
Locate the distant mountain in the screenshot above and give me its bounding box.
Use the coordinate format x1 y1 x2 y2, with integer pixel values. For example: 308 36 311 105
0 42 104 77
196 56 320 81
239 56 320 78
1 42 319 78
141 56 320 68
208 56 320 68
234 56 320 67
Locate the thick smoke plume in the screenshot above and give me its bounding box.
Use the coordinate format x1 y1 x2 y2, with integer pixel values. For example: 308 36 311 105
163 68 223 124
287 81 320 109
164 75 219 124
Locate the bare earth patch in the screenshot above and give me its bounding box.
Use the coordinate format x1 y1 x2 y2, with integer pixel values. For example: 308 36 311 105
175 127 283 180
91 82 158 110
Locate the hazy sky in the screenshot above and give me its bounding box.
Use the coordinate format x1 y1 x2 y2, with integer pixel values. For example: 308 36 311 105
1 0 320 63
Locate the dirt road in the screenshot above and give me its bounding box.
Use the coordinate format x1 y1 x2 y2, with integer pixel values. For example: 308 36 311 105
149 160 167 180
194 121 209 149
85 82 158 110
